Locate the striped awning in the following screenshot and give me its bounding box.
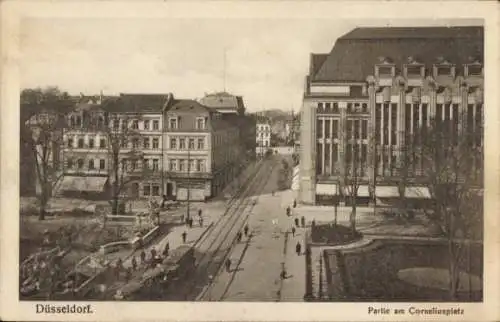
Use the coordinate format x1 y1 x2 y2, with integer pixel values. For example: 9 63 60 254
375 186 431 198
59 176 108 192
405 186 431 198
344 185 370 197
316 183 338 196
375 186 399 198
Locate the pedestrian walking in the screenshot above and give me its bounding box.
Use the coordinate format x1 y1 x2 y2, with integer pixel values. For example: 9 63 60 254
140 250 146 264
280 268 287 280
161 195 167 209
294 217 299 227
291 226 296 237
286 206 291 216
182 231 187 244
188 218 193 228
301 216 305 228
163 242 170 257
244 224 249 237
198 209 202 217
295 242 302 255
293 199 297 208
237 231 242 242
199 217 203 227
125 267 132 282
225 258 231 272
131 256 137 270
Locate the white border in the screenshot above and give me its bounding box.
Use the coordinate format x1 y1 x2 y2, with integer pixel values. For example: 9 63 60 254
1 1 499 321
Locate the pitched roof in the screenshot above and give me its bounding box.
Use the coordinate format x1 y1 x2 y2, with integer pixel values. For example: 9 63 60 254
339 26 483 40
168 99 211 113
312 26 483 82
199 92 245 111
104 93 172 113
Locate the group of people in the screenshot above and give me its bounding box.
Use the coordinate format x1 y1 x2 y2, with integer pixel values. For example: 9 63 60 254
224 224 251 273
182 209 204 228
114 240 172 283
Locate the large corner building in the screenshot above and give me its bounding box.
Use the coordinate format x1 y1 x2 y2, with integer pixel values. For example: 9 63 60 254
299 26 484 205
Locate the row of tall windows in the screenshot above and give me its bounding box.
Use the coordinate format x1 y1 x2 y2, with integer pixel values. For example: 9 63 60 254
67 136 106 149
316 118 340 139
141 183 160 197
168 159 206 172
121 158 160 171
345 119 368 140
375 103 398 146
168 117 207 130
66 158 106 170
317 102 369 114
111 119 160 131
169 137 206 150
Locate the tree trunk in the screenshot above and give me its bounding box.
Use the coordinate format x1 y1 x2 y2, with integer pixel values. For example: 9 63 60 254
448 237 458 300
350 193 356 233
38 184 48 221
112 153 120 215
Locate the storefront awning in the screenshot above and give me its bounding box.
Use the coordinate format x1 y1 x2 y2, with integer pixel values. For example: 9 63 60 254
59 176 108 192
375 186 431 199
405 186 431 198
375 186 399 198
343 185 370 197
316 183 338 196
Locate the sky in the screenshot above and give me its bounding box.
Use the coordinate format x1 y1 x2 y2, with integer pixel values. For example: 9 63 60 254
19 17 481 112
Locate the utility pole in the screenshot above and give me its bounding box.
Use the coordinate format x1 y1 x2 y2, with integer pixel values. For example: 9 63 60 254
186 141 191 222
223 48 227 93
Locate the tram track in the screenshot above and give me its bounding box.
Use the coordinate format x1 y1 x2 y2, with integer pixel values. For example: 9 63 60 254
178 157 277 300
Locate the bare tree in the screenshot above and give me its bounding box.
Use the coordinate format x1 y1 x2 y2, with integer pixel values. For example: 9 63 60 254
104 112 147 215
419 112 483 299
343 128 367 233
24 104 69 220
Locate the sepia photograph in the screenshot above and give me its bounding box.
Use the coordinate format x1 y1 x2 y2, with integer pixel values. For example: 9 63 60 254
1 1 499 321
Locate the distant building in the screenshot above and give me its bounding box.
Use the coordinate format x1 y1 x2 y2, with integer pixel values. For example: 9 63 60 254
256 122 271 156
300 26 483 205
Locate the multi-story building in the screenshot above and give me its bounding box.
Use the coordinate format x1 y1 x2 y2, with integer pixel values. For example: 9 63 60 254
164 97 241 201
256 122 271 156
300 26 483 205
58 93 168 200
200 92 256 161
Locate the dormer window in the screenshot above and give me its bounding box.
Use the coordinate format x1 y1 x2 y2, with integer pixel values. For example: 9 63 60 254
436 65 452 76
433 57 455 77
377 66 394 77
169 117 178 129
405 65 424 78
466 64 482 77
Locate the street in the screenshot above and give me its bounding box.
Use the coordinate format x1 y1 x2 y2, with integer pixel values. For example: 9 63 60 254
195 156 303 301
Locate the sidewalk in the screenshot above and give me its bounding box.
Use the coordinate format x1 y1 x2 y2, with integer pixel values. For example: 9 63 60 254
280 225 306 301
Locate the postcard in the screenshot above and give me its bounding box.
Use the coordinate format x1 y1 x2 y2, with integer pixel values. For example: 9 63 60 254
1 1 499 321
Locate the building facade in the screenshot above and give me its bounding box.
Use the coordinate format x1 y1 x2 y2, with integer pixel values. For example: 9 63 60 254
256 122 271 156
164 98 241 201
200 92 256 161
58 94 168 200
300 26 483 205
